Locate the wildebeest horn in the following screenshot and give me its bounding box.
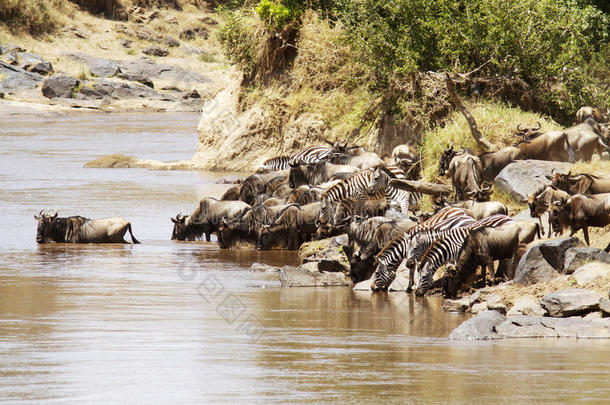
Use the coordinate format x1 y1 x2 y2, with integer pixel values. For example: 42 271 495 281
517 123 523 132
50 210 58 218
176 213 184 221
534 121 541 130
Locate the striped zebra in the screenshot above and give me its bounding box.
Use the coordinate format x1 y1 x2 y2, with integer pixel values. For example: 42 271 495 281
318 171 377 225
288 145 332 166
258 156 291 172
368 167 422 214
371 211 475 291
413 214 513 295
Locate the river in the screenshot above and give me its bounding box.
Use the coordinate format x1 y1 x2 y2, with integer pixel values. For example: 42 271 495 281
0 111 608 404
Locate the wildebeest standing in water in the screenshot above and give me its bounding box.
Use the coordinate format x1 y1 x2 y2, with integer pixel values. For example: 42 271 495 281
35 210 140 244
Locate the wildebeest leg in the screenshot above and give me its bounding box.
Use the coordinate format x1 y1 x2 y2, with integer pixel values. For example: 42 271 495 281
580 226 590 246
547 214 552 238
495 259 508 282
127 223 140 244
406 265 414 293
205 232 211 242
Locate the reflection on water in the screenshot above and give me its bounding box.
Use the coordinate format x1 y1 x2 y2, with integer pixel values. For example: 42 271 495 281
0 112 609 403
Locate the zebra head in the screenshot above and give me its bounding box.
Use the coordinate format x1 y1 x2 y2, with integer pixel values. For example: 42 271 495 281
367 168 389 194
371 263 394 292
414 262 434 296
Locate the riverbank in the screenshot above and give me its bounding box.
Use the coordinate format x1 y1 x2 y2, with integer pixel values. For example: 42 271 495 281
0 3 231 113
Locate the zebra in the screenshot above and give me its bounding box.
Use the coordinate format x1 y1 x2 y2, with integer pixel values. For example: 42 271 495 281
318 171 378 226
258 156 291 172
288 145 332 166
413 214 513 295
371 211 476 291
367 167 421 214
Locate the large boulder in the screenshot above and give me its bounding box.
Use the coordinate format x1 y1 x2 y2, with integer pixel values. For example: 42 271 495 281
94 78 160 100
541 288 603 317
88 57 120 77
507 296 547 316
278 263 351 287
298 235 350 274
41 74 79 98
143 46 169 57
564 249 610 275
514 237 584 284
448 310 505 340
0 61 44 91
494 160 572 202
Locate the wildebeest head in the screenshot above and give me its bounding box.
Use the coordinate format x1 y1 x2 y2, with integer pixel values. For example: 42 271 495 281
439 145 460 177
170 213 191 240
514 122 542 143
34 210 58 243
465 181 493 202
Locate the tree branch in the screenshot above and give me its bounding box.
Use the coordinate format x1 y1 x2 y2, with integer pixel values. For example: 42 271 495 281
445 73 495 151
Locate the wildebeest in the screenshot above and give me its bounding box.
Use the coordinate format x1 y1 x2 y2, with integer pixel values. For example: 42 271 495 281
549 171 610 195
256 202 321 250
171 198 250 241
444 223 521 298
221 185 241 200
35 210 140 244
447 153 484 200
549 194 610 245
528 185 570 236
288 161 357 188
239 171 288 205
478 146 522 182
453 198 507 220
576 106 607 124
516 129 575 163
564 119 609 161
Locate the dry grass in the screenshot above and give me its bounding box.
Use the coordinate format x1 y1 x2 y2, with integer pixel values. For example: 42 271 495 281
419 100 564 182
0 0 76 35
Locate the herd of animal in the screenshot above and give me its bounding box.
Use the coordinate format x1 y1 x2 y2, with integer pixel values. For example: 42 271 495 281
35 106 610 298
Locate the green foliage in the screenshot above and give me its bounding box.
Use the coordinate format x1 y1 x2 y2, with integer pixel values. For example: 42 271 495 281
255 0 299 29
217 10 260 77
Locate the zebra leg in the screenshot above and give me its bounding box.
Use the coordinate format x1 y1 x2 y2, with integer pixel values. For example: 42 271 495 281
406 265 414 293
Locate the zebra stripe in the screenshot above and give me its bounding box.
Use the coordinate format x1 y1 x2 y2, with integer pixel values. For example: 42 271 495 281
288 145 332 166
260 156 291 171
385 186 421 214
319 171 376 225
371 208 474 290
414 215 513 294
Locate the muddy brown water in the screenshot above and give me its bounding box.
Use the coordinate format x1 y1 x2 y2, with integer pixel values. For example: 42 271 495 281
0 111 608 403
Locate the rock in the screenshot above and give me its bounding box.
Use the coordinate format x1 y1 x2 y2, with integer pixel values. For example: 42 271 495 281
599 298 610 315
278 264 351 287
118 57 205 83
137 28 162 43
442 290 481 312
88 58 121 78
62 26 90 39
495 315 610 338
564 248 610 275
120 39 132 48
507 296 547 316
449 310 505 340
165 35 180 47
143 46 169 57
494 160 572 202
0 92 4 98
94 78 160 100
179 26 208 40
0 61 44 91
78 85 104 99
302 238 350 274
26 61 53 75
250 262 280 273
481 293 507 314
568 261 610 284
470 302 489 314
496 315 559 338
183 89 201 99
182 46 206 55
541 288 602 317
353 276 373 291
117 73 154 88
0 44 25 54
514 237 584 284
41 74 79 99
583 311 603 320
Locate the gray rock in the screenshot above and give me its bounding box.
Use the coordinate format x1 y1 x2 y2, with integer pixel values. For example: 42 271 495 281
449 310 505 340
117 57 205 83
442 290 481 312
496 315 559 338
117 73 154 88
26 61 53 75
94 78 160 100
165 35 180 47
250 262 280 272
541 288 602 317
88 58 121 78
183 89 201 99
539 316 610 338
78 85 104 99
471 302 489 314
120 39 132 48
507 296 547 316
137 28 162 43
570 262 610 285
514 237 584 284
564 248 610 274
599 298 610 315
179 26 208 40
41 74 79 99
0 44 25 54
0 61 44 91
142 46 169 57
279 264 351 287
583 311 603 320
494 160 572 202
353 276 372 291
482 293 507 314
